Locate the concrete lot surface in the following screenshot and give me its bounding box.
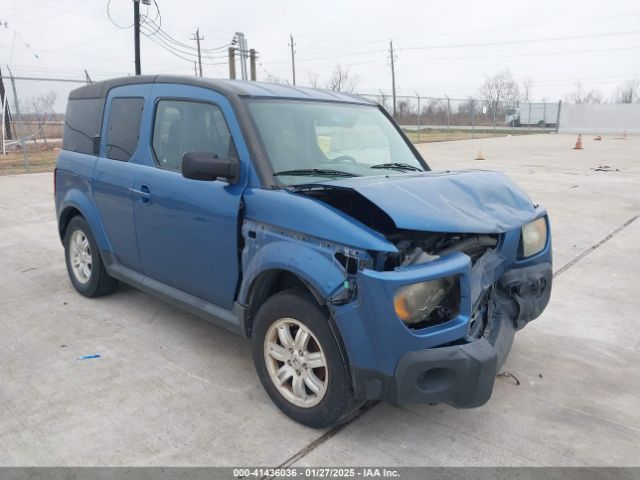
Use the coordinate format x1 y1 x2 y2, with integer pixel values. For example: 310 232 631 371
0 134 639 466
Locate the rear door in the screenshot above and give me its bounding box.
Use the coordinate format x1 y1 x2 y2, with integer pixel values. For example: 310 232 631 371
92 85 151 271
132 83 247 310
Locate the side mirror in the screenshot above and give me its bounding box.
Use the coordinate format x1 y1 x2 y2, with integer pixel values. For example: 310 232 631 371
181 152 240 182
92 135 101 155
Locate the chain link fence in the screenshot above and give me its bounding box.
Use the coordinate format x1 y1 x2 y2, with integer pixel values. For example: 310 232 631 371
0 74 561 175
1 75 88 175
359 93 560 143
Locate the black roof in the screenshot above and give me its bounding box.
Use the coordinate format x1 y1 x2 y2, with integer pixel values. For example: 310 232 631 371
69 75 375 105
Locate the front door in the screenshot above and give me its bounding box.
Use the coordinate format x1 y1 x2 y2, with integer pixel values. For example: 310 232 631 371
132 84 246 310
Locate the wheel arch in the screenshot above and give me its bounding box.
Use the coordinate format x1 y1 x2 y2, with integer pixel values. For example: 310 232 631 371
57 190 111 252
242 269 325 338
58 206 82 242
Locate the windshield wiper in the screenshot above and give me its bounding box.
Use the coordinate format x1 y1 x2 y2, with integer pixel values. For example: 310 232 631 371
370 163 423 172
273 168 359 178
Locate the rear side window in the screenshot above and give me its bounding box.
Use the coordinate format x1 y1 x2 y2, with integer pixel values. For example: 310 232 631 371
152 100 232 172
63 98 103 155
105 97 144 162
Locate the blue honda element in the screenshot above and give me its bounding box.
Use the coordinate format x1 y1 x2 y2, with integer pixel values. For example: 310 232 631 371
54 76 552 427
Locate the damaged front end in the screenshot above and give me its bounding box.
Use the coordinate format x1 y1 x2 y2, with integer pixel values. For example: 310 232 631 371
331 225 552 407
240 171 552 408
290 182 552 407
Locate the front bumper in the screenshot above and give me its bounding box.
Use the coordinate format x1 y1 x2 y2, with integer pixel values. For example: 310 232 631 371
350 301 516 406
332 228 552 407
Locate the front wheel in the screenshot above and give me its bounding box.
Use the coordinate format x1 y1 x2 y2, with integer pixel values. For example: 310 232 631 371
252 289 360 428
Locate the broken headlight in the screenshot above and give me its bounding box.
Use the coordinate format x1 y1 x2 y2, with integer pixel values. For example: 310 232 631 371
393 276 460 328
520 217 548 258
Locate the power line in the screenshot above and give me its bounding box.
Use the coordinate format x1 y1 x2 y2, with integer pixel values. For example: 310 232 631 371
141 16 229 53
106 0 133 29
261 28 640 67
140 26 228 70
140 24 228 64
143 33 200 63
260 48 385 66
399 29 640 51
302 11 640 50
153 26 228 58
402 44 640 61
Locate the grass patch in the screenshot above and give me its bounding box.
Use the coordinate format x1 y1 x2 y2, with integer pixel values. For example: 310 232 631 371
0 148 59 175
404 127 549 144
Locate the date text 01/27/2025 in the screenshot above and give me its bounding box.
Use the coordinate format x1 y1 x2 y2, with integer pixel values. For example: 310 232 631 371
232 467 400 478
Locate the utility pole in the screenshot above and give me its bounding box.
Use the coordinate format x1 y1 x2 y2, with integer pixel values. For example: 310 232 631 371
191 27 204 77
228 47 236 79
194 62 198 77
289 34 296 85
249 49 257 81
389 40 397 118
132 0 149 75
6 66 28 172
133 0 141 75
234 32 248 80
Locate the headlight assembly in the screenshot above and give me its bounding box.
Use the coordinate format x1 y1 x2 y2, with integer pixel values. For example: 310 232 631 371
393 276 460 328
520 217 548 258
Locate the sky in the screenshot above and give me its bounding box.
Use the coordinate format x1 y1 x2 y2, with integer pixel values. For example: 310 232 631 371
1 0 639 102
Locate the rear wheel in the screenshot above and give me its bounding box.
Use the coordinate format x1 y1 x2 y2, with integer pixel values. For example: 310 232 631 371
64 216 118 297
252 289 360 428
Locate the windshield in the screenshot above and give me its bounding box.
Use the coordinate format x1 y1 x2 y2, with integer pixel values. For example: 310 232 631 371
246 99 426 185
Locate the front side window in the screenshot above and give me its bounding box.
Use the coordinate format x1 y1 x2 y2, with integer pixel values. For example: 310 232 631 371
247 100 425 185
152 100 232 172
105 97 144 161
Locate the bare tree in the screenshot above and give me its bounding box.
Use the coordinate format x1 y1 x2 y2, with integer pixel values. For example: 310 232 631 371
521 77 534 102
36 92 57 147
396 99 412 123
264 74 288 85
307 72 321 89
376 90 390 111
565 82 603 104
479 69 521 104
612 77 640 103
325 65 359 93
478 69 521 119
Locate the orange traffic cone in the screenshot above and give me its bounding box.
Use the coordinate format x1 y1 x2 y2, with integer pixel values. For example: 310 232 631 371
475 149 485 160
573 134 583 150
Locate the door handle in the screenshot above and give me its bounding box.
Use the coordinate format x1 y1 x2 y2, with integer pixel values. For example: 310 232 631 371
130 185 151 203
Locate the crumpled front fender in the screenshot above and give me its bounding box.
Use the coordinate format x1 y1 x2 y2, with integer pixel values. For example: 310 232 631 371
237 221 365 306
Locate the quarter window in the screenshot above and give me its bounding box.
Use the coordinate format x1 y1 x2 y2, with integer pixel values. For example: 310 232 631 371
63 98 104 155
105 97 144 161
152 100 232 172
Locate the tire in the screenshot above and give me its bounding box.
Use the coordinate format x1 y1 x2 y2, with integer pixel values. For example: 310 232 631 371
64 216 118 297
252 289 360 428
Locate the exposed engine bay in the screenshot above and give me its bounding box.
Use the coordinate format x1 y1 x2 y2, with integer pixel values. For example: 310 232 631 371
295 186 506 331
384 231 499 270
294 185 499 270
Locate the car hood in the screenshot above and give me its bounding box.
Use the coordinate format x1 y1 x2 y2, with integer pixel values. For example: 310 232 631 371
318 170 538 234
